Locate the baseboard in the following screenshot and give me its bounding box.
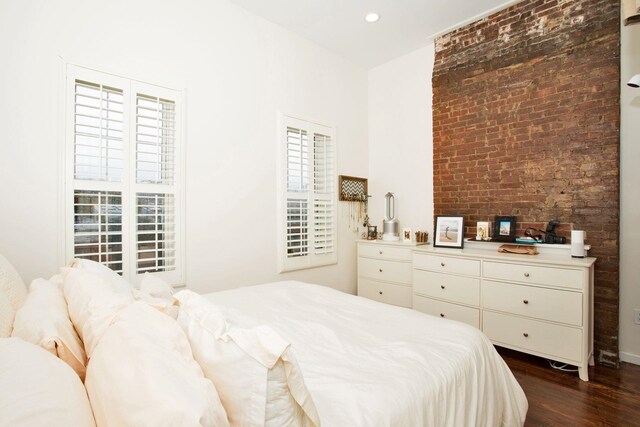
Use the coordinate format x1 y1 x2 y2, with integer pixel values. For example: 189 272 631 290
619 351 640 365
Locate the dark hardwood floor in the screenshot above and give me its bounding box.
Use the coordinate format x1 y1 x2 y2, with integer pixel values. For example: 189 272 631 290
498 347 640 427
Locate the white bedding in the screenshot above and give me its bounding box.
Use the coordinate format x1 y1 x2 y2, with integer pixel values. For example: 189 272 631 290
205 281 528 427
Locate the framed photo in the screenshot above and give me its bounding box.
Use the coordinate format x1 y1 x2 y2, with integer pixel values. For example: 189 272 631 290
402 228 412 242
494 216 517 242
434 216 464 248
367 225 377 240
476 221 490 241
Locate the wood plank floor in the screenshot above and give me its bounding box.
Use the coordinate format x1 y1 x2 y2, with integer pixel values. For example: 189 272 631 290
497 347 640 426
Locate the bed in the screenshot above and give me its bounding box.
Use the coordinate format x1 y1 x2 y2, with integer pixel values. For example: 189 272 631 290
0 254 528 427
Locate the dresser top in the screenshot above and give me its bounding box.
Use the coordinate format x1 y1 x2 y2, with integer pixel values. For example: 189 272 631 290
357 239 429 247
357 239 596 268
413 245 596 268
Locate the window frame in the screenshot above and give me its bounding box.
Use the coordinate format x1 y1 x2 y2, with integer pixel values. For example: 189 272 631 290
62 64 185 286
278 114 338 273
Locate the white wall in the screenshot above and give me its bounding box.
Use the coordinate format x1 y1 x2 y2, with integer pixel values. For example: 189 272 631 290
367 44 435 240
0 0 368 294
619 20 640 365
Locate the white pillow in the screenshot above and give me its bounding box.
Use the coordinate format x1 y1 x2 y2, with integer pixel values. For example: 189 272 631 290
12 276 87 380
0 292 13 338
0 253 27 336
67 258 132 293
85 302 229 427
175 290 320 427
0 337 95 427
140 272 174 298
132 273 178 318
62 267 134 357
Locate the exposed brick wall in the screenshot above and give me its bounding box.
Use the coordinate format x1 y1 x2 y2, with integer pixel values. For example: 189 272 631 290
433 0 620 365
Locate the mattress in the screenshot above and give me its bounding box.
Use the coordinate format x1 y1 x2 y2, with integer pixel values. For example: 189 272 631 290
205 281 528 427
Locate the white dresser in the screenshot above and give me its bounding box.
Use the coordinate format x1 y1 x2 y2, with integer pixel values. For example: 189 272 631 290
356 240 424 308
356 240 596 381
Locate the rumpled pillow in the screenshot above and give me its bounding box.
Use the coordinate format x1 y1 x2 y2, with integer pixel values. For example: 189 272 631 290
67 258 132 293
175 290 320 427
0 253 27 337
62 267 134 357
12 275 87 380
0 292 13 337
132 273 178 318
0 338 95 427
85 301 229 427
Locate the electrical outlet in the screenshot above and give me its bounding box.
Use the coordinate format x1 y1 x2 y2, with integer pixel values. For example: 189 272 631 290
635 309 640 325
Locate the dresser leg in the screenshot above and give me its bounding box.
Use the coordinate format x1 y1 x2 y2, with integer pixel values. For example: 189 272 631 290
578 366 589 381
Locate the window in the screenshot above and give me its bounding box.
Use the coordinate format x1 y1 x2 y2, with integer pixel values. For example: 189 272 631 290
280 116 337 272
64 65 183 285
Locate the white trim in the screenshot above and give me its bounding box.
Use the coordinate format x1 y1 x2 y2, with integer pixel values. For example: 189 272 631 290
620 351 640 365
426 0 524 41
58 56 184 93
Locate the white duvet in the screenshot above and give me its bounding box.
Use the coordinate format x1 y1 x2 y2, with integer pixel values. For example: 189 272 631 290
205 281 528 427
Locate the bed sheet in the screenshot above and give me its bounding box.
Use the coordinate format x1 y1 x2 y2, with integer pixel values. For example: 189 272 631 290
205 281 527 427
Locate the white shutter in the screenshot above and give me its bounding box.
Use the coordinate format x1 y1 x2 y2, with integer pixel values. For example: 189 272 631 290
286 199 309 258
313 199 334 255
135 94 176 185
72 190 124 273
280 116 337 271
65 65 183 285
287 127 308 193
313 133 334 194
135 193 176 273
73 80 124 182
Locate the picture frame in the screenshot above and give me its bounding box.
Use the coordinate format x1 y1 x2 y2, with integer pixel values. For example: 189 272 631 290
367 225 377 240
434 216 464 248
494 216 517 242
402 227 412 243
476 221 490 241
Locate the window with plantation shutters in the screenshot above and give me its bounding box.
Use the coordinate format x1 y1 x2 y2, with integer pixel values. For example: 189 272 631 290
64 65 183 286
281 116 337 272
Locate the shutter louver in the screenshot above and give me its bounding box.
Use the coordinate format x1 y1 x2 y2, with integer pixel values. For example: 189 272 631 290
286 199 309 258
74 80 124 182
286 127 308 192
73 190 123 273
313 199 334 255
136 193 176 273
136 94 176 185
313 133 334 194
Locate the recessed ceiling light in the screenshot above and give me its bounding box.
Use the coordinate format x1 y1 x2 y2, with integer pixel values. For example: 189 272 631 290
365 12 380 23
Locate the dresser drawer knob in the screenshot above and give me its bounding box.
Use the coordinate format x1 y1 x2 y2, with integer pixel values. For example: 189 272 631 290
524 272 530 278
379 251 383 255
440 262 445 267
378 291 383 295
523 332 529 338
440 285 446 289
379 269 383 273
440 313 445 318
523 299 529 305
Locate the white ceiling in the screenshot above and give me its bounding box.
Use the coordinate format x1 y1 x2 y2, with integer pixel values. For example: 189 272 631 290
226 0 523 69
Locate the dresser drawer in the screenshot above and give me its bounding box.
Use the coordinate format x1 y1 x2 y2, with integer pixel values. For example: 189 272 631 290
482 280 582 326
359 244 412 261
358 257 411 284
413 253 480 277
358 279 411 307
483 311 582 362
484 261 583 290
413 270 480 306
413 295 480 328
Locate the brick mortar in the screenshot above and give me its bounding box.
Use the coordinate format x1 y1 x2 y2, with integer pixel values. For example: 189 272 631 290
433 0 620 365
